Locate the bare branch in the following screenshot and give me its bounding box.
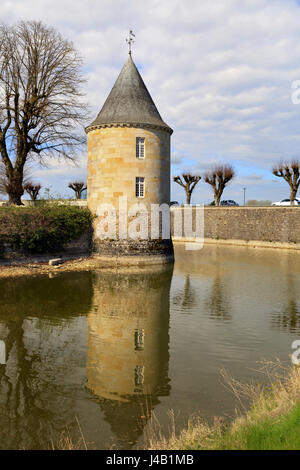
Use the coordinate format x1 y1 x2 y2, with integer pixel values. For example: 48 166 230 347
204 164 235 206
68 181 87 199
23 182 42 201
173 173 201 204
273 160 300 204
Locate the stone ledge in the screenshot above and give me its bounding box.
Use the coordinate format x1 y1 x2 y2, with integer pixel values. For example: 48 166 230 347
92 253 174 266
173 237 300 251
86 121 173 135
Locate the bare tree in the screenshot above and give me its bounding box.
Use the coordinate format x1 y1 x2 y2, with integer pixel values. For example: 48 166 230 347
272 161 300 205
23 183 41 201
68 181 87 200
204 164 235 206
173 173 201 204
0 21 88 205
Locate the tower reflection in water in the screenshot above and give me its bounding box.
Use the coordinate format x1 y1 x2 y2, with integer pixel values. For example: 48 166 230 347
86 265 173 447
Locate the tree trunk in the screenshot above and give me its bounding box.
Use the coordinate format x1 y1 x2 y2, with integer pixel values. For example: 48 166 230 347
290 188 297 205
214 193 220 206
186 191 191 205
7 171 24 205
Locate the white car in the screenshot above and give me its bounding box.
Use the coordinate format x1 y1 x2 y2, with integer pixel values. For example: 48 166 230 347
272 198 300 206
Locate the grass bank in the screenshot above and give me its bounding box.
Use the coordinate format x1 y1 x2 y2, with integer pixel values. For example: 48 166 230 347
147 362 300 450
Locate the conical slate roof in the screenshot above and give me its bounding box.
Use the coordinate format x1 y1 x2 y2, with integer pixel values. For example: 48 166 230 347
86 54 173 134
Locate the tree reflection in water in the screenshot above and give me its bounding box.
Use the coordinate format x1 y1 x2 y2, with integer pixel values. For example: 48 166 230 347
172 274 196 313
271 274 300 333
0 272 94 450
206 270 231 322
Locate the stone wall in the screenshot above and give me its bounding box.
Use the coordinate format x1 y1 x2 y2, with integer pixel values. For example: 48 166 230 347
3 206 300 263
171 206 300 248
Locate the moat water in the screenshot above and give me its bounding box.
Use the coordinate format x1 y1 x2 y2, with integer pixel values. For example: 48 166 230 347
0 244 300 449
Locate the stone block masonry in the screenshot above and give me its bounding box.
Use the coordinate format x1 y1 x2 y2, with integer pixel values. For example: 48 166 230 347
87 126 170 214
171 206 300 249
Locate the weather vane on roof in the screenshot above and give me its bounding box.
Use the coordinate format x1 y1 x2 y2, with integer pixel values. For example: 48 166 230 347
126 30 135 55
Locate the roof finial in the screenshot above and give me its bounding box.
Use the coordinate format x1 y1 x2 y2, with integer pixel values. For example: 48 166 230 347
126 30 135 55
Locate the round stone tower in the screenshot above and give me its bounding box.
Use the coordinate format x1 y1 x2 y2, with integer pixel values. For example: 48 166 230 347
86 53 174 264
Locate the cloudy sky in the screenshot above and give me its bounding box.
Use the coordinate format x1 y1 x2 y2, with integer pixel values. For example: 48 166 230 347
2 0 300 203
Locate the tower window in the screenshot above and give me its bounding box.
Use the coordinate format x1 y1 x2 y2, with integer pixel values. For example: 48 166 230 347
136 137 145 159
136 177 145 198
134 329 145 351
134 365 144 387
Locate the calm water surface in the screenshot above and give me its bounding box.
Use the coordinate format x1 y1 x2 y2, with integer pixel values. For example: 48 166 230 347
0 244 300 449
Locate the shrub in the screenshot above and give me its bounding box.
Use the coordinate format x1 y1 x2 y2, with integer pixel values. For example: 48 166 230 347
0 205 93 254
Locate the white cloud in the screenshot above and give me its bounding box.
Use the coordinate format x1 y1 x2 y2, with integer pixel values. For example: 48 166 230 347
243 173 264 181
171 152 183 165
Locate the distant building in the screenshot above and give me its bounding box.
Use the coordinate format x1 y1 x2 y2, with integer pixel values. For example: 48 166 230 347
86 51 173 263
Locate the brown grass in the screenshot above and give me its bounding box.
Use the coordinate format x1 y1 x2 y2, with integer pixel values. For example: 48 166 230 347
145 360 300 450
50 416 89 450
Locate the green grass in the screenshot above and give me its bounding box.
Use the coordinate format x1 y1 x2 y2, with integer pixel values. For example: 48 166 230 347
147 365 300 450
149 402 300 451
235 402 300 450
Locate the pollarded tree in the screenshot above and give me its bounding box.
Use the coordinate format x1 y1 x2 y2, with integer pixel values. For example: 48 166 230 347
68 181 87 200
23 183 42 201
272 161 300 205
173 173 201 204
0 21 88 205
204 164 235 206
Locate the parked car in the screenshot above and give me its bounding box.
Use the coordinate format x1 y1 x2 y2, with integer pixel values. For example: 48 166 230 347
272 198 300 206
220 200 239 206
170 201 179 206
209 200 239 206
